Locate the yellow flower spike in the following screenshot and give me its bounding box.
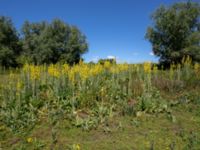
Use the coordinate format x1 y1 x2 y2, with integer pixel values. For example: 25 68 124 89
27 137 33 143
79 64 90 81
48 64 60 78
72 144 80 150
68 65 79 84
76 144 80 150
104 61 111 69
90 63 103 76
110 66 119 74
0 125 5 131
30 65 41 80
143 62 152 73
118 63 129 72
62 64 70 75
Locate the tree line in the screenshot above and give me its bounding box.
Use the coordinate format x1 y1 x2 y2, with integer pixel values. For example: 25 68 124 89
0 17 88 67
0 1 200 68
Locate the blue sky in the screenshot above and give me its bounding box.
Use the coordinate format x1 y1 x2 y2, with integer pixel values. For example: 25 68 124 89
0 0 197 63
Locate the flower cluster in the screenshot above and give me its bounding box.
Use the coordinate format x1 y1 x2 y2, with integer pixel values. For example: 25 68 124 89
30 65 41 80
48 64 60 78
110 64 129 74
62 64 70 75
27 137 33 143
143 62 151 73
90 63 103 76
79 62 90 81
104 61 112 69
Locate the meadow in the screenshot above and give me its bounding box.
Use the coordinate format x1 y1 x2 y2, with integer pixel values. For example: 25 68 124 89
0 56 200 150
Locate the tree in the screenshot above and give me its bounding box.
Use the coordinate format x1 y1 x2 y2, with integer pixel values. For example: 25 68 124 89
20 21 48 64
146 2 200 66
21 19 88 65
0 16 21 67
60 25 88 65
98 58 116 65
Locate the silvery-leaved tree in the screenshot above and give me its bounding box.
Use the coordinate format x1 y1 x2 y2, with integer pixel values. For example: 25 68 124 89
21 19 88 65
146 1 200 66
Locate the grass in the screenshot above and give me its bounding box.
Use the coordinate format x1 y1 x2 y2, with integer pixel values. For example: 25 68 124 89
1 88 200 150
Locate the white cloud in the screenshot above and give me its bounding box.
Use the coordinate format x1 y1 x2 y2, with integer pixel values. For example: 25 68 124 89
107 55 116 59
149 52 154 56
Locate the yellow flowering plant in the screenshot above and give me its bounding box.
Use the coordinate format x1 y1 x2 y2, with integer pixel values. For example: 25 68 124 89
27 137 33 143
30 65 41 80
143 62 151 74
48 64 60 78
62 64 70 75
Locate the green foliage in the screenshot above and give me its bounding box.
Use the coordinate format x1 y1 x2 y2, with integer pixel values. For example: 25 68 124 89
0 16 21 67
0 16 88 67
146 2 200 66
137 87 169 114
21 19 88 65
